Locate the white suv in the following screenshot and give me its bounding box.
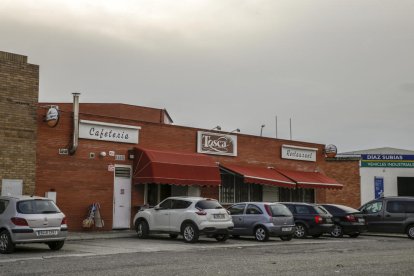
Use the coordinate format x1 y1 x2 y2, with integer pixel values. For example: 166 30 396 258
133 197 234 243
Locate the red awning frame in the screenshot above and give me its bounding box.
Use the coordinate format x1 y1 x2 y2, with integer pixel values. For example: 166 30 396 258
273 169 343 190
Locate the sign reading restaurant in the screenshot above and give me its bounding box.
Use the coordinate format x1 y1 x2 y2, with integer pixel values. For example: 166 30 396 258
281 145 317 162
197 131 237 156
79 120 140 144
361 154 414 168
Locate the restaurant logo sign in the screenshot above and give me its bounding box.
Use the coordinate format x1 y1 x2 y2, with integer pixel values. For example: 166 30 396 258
361 154 414 168
281 145 318 162
79 120 140 144
197 131 237 156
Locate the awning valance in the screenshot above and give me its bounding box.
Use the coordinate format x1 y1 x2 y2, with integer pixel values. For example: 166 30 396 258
274 169 343 190
221 164 296 188
132 147 221 186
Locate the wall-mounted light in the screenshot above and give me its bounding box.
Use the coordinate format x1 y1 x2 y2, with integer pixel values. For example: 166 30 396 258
228 128 240 134
99 151 107 157
260 124 265 136
211 125 221 131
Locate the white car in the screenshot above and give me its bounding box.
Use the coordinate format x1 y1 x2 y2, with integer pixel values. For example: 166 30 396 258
133 197 234 243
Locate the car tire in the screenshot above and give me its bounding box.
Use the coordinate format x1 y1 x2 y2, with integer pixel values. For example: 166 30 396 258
330 224 343 238
406 224 414 239
0 230 15 254
280 235 293 241
182 223 199 243
136 220 149 239
47 240 65 251
254 226 269 242
169 234 178 239
349 233 360 238
294 223 307 239
214 234 229 242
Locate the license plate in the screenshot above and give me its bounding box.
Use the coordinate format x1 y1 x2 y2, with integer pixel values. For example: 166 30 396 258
282 227 292 232
36 230 58 236
358 218 365 223
214 214 225 219
326 218 332 223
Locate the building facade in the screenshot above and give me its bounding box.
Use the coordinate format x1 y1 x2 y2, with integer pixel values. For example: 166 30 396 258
0 51 39 196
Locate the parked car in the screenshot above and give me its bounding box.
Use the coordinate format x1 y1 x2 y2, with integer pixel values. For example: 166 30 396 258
133 197 234 243
359 196 414 239
227 202 295 241
0 195 68 254
320 204 367 238
280 202 334 238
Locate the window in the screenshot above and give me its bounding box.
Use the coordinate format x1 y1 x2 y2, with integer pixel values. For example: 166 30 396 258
279 187 315 203
387 201 405 213
246 204 262 215
295 205 313 214
195 200 223 210
269 204 292 217
363 201 383 214
403 202 414 213
0 200 9 214
171 200 192 209
17 200 60 214
158 199 172 209
228 204 246 215
220 170 263 203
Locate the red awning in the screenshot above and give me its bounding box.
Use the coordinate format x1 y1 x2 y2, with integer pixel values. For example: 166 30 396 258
274 169 343 189
132 147 221 186
221 164 296 188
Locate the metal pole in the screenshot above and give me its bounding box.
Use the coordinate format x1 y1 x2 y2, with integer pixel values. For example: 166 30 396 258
275 116 278 138
290 118 292 140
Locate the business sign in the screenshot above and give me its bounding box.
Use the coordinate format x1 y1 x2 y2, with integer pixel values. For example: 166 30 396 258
374 177 384 199
197 131 237 156
361 154 414 168
79 120 140 144
281 145 318 162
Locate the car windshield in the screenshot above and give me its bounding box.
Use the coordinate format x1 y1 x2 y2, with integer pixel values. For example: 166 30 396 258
17 199 60 214
270 204 292 217
195 200 223 210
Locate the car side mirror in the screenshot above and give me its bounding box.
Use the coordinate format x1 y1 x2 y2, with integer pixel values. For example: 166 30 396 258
154 206 161 211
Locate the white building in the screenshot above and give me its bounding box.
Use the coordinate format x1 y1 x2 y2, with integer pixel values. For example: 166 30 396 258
339 147 414 205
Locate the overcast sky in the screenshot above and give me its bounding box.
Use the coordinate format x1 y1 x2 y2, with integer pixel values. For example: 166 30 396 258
1 0 414 152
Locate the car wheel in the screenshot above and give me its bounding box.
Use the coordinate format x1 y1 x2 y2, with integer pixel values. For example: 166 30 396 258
349 233 360 238
254 226 269 242
406 224 414 239
136 220 149 239
294 223 307 239
0 230 15 254
182 223 199 243
169 234 178 239
330 224 343 238
214 234 229 242
280 235 293 241
47 240 65 251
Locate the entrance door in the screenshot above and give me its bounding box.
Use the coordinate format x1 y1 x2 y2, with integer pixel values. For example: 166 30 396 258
113 165 132 229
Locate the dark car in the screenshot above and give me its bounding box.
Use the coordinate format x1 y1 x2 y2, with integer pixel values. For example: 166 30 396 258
227 202 295 241
280 202 334 238
359 196 414 239
321 204 367 238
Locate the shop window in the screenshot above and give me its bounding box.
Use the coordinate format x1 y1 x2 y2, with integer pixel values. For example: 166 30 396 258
279 187 315 203
220 170 263 203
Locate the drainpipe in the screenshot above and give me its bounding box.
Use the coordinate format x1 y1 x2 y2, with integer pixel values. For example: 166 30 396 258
69 92 80 155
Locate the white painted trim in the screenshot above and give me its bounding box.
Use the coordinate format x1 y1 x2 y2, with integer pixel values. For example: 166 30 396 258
80 119 141 130
282 144 319 151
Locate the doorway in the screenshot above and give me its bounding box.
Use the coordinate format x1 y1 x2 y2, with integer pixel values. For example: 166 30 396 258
113 165 132 229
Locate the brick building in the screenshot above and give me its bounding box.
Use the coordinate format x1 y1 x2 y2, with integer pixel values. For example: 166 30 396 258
0 51 39 196
35 95 360 231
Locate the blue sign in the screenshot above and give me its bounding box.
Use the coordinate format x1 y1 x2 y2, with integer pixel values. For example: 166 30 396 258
374 177 384 199
361 154 414 161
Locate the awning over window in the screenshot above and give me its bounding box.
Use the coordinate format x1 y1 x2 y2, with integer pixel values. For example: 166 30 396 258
274 169 343 190
132 147 221 186
221 164 296 188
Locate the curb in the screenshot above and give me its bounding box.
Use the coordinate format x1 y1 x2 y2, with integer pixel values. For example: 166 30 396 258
67 230 136 241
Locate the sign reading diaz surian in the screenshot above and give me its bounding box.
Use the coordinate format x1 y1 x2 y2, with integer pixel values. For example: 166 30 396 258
361 154 414 168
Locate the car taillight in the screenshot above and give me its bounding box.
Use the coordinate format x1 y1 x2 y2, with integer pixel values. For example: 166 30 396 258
345 215 356 222
195 207 207 216
11 217 28 226
264 204 273 217
314 215 323 224
61 217 67 225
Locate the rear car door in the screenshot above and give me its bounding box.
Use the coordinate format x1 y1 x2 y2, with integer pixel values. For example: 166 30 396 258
382 200 406 233
169 199 192 232
243 204 264 235
228 204 246 234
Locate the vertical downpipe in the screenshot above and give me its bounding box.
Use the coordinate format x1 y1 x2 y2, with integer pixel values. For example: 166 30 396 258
69 92 80 155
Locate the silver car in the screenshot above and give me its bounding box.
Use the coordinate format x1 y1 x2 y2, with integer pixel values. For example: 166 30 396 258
0 195 68 254
228 202 295 241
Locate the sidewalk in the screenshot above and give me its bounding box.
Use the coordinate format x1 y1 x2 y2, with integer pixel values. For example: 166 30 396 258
67 229 136 241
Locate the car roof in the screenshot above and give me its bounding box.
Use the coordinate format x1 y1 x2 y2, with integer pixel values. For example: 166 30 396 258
163 196 216 202
231 202 282 205
279 202 316 206
382 196 414 200
0 195 49 201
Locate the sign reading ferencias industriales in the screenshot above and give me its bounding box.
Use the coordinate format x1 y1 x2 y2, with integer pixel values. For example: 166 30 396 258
281 145 318 162
361 154 414 168
79 120 140 144
197 131 237 156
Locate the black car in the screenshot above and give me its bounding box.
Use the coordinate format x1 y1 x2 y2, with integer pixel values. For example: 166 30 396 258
359 196 414 239
321 204 367 238
280 202 334 238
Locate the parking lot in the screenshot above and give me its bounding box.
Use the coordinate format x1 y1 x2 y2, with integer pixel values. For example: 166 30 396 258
1 232 413 275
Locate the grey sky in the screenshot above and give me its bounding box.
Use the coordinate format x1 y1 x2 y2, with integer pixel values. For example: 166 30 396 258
1 0 414 152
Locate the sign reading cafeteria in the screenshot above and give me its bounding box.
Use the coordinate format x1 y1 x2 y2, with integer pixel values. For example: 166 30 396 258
79 120 140 144
361 154 414 168
281 145 317 162
197 131 237 156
